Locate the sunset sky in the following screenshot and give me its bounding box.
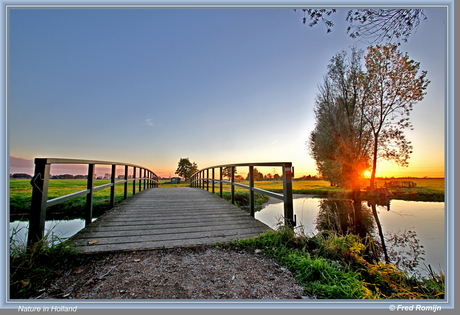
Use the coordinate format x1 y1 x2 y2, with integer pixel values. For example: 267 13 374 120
7 5 448 178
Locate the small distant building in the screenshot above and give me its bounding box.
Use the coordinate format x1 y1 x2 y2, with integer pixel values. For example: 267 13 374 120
171 177 181 184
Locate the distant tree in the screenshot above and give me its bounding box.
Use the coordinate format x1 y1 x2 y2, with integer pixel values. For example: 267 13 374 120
234 175 245 181
361 44 430 189
265 173 273 180
296 9 426 44
245 168 264 181
175 158 198 181
222 167 237 180
273 173 281 180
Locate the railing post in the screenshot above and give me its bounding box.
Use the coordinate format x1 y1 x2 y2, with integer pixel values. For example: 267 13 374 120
206 169 209 191
219 167 223 198
27 159 51 247
138 169 141 192
249 165 255 217
110 164 116 208
231 166 235 205
85 164 95 226
283 164 295 227
124 165 128 199
133 167 136 195
211 168 215 194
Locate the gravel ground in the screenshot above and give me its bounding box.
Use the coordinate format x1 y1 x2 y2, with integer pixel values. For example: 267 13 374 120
34 245 308 300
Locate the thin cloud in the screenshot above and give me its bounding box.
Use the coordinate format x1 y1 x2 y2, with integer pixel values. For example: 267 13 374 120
146 119 154 126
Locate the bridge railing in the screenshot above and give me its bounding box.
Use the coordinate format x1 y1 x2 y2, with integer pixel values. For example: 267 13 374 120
27 158 158 247
190 162 295 227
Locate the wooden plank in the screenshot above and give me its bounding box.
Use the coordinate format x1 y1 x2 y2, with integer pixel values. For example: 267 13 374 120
71 188 272 254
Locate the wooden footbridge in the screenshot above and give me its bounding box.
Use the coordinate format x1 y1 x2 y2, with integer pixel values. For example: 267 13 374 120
26 158 295 254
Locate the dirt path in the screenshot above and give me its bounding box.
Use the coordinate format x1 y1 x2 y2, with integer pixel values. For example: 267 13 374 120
34 246 309 300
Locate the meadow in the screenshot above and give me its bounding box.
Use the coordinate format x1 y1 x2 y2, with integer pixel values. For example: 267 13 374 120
10 179 137 220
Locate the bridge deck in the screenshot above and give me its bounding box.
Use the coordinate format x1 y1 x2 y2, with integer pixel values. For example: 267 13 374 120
71 188 272 254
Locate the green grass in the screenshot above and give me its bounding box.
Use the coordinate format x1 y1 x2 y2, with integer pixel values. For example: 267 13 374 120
227 226 445 299
10 179 147 220
218 191 269 212
10 226 87 299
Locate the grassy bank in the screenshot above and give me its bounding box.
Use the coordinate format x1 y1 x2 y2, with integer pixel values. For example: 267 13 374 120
9 229 87 299
227 226 444 299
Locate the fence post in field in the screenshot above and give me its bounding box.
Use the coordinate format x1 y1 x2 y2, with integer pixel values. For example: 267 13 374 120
27 159 51 247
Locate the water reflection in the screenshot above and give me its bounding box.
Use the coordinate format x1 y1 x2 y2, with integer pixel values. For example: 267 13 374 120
315 199 375 238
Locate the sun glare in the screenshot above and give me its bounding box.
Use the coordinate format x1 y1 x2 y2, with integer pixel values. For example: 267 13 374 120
363 170 371 178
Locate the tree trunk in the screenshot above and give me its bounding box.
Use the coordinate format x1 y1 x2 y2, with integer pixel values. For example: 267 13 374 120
370 134 379 190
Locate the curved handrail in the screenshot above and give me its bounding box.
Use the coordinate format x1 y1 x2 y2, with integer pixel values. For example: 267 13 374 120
27 158 158 247
190 162 295 228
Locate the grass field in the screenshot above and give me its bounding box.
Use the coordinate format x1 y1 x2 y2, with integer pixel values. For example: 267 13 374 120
10 179 140 220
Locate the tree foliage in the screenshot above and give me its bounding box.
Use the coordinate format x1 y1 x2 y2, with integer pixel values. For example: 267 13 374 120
296 9 426 44
309 44 429 189
362 44 430 188
175 158 198 181
309 48 372 189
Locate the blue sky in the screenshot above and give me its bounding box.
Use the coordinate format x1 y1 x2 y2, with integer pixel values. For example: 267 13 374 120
7 6 447 178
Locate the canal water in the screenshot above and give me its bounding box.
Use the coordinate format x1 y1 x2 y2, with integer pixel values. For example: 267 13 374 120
10 197 445 276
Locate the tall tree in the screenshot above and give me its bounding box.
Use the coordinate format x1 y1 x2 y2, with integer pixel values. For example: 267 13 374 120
309 48 372 190
296 9 426 44
175 158 198 181
361 44 430 189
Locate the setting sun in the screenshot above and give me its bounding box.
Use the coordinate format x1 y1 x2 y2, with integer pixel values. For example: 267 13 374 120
363 170 371 178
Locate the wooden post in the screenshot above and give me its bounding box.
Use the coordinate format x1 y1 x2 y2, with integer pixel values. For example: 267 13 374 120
132 167 136 195
138 169 142 192
231 166 235 205
85 164 95 226
206 169 209 191
27 159 51 247
109 165 116 208
211 168 215 194
124 165 128 199
283 164 295 227
219 167 223 198
249 166 255 217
